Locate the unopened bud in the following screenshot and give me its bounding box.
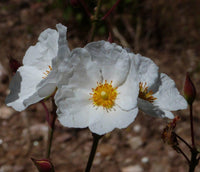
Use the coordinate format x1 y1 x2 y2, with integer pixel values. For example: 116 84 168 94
31 158 54 172
0 63 8 84
183 72 196 105
9 56 21 74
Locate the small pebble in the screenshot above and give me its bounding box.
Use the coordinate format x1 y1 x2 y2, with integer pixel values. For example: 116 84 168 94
141 157 149 163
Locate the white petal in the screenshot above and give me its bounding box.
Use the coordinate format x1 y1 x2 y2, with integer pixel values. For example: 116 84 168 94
5 66 43 111
37 68 57 97
115 58 139 111
23 28 58 70
60 48 102 89
37 23 71 97
133 53 160 92
55 23 70 64
162 110 174 119
89 107 138 135
55 85 95 128
85 41 130 87
138 98 166 118
154 73 187 111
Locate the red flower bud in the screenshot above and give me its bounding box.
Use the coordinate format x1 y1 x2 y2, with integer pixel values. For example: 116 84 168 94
183 72 196 105
31 158 54 172
9 56 21 74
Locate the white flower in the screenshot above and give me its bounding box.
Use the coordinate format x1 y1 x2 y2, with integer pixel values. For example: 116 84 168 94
55 41 139 135
6 23 69 111
131 53 187 119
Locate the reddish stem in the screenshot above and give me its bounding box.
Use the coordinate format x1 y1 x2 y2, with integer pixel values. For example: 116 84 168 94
189 104 195 148
41 101 50 125
79 0 91 17
101 0 121 21
176 147 190 164
175 133 192 150
46 100 57 158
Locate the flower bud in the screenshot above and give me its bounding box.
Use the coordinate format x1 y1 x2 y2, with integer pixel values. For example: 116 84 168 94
9 56 21 74
31 158 54 172
183 72 196 105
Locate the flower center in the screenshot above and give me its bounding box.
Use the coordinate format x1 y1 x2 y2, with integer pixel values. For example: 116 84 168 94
139 82 157 103
42 65 52 79
90 80 118 110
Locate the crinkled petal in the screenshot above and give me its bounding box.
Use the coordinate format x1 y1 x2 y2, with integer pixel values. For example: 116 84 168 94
55 85 138 135
115 57 139 111
85 41 130 87
23 28 58 71
60 48 102 89
133 53 160 92
138 98 166 118
37 23 70 97
154 73 187 111
5 66 43 111
89 107 138 135
54 23 70 65
55 85 96 128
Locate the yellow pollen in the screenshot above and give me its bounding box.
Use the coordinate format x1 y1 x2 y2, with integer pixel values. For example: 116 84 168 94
42 65 52 79
89 80 118 110
139 82 157 103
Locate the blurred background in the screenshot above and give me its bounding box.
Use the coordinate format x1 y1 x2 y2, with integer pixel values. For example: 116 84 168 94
0 0 200 171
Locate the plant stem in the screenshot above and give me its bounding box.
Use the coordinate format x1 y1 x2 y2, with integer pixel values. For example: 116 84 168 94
88 0 102 42
101 0 121 20
176 147 190 164
175 133 192 150
41 101 50 125
189 148 198 172
189 104 195 148
85 133 103 172
79 0 91 17
46 100 57 158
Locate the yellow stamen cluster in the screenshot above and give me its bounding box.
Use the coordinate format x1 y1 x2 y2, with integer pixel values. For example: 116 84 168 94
139 82 157 103
42 65 52 79
90 80 118 110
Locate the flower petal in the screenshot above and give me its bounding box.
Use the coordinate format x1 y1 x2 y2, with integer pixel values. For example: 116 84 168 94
55 84 138 135
85 41 130 87
5 66 43 111
37 23 70 97
138 98 166 118
133 53 160 92
89 107 138 135
154 73 187 111
115 57 139 111
55 85 95 128
60 48 102 89
55 23 70 65
23 28 58 71
138 98 174 119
